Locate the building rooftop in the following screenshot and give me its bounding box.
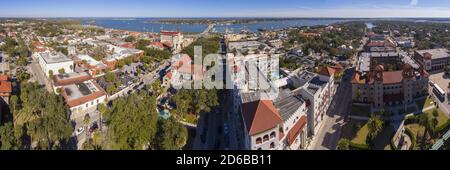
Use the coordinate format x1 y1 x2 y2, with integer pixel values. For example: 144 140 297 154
274 95 305 121
76 55 105 67
39 52 73 64
228 41 264 50
416 48 450 60
288 71 315 89
62 80 106 107
53 72 92 87
242 100 283 136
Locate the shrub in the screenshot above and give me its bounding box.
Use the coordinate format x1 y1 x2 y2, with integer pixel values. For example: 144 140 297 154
405 128 416 150
405 115 418 125
390 137 398 150
349 142 370 150
433 119 450 135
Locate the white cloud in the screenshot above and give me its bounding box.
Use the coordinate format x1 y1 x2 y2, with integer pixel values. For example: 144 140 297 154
410 0 419 7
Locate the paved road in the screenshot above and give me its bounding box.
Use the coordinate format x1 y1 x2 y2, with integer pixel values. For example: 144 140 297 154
309 69 354 150
72 108 102 150
29 58 53 92
0 52 8 73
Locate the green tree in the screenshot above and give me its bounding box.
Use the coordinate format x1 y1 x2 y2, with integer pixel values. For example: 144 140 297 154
367 115 383 144
155 117 188 150
108 93 158 150
151 79 163 96
83 114 91 127
124 36 136 43
418 113 430 147
58 68 65 75
9 95 20 115
172 87 219 118
0 123 17 150
48 70 54 78
104 72 116 83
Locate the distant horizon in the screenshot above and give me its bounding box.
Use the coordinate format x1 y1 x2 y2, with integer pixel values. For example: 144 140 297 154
1 17 450 19
1 0 450 18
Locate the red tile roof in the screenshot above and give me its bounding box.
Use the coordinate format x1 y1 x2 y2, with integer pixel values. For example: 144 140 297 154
53 74 92 87
120 42 134 49
150 42 165 49
318 64 343 77
166 71 173 80
161 31 181 36
0 75 8 81
0 81 12 95
242 100 283 136
287 116 307 146
366 41 385 47
62 82 106 108
382 71 403 84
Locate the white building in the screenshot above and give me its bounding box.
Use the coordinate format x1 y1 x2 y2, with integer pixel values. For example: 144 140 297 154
36 52 74 77
160 30 184 52
61 79 107 119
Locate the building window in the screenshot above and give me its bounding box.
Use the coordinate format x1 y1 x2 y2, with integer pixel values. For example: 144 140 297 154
270 142 275 149
86 103 88 108
256 138 262 144
263 135 269 142
270 132 276 139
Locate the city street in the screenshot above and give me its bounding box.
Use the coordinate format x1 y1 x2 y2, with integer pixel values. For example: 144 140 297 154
71 108 102 150
309 68 354 150
0 52 8 73
28 58 53 92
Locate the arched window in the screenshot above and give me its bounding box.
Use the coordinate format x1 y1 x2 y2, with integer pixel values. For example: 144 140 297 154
270 132 276 139
263 135 269 142
270 142 275 149
256 138 262 144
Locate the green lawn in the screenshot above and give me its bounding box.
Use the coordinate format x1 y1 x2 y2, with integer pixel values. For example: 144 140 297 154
341 120 369 145
350 105 372 117
416 97 435 110
424 109 449 127
405 124 426 150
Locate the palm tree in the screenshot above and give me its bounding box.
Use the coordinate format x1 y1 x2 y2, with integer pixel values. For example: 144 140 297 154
417 113 429 147
367 114 383 144
83 114 91 128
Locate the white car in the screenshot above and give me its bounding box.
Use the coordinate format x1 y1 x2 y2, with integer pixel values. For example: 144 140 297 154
75 127 85 136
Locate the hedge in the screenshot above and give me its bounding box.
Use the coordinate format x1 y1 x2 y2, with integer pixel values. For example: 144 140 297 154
390 137 398 150
433 119 450 135
404 115 418 125
349 142 370 150
405 128 416 150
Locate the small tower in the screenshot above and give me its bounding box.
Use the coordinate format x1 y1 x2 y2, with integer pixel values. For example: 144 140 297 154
373 65 385 108
403 64 414 103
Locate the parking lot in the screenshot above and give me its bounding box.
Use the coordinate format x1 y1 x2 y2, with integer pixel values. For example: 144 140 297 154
430 72 450 96
429 72 450 117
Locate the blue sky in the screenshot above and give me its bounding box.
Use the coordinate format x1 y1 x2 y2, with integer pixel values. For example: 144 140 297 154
0 0 449 18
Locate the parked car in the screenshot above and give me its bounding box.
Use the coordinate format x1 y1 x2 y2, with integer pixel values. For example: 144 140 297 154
75 127 85 136
89 122 99 133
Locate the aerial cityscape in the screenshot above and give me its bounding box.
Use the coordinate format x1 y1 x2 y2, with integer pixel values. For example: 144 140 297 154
0 0 450 152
